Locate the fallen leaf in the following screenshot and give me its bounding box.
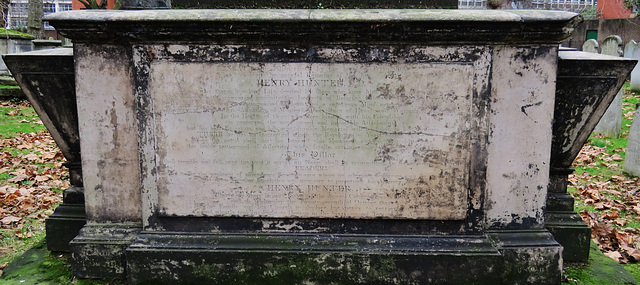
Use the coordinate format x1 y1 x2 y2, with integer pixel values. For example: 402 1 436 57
22 153 39 161
612 175 626 181
0 216 20 225
604 251 627 263
603 210 619 219
7 174 28 183
34 175 49 182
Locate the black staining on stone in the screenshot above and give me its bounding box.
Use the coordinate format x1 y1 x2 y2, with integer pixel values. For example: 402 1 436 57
520 101 543 116
148 216 474 235
513 49 537 65
526 163 540 177
490 216 541 230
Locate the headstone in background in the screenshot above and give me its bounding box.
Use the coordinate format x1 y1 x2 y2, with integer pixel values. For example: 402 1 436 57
32 39 62 50
626 104 640 176
593 35 624 138
0 31 33 98
583 39 600 53
625 40 640 92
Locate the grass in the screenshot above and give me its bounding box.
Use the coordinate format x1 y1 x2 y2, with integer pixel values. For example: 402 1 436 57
0 210 50 266
0 102 46 138
0 99 59 272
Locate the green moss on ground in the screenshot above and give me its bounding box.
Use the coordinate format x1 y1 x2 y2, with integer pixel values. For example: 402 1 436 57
564 242 637 285
0 239 124 285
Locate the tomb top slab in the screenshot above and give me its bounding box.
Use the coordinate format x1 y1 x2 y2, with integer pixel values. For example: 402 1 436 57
45 9 581 43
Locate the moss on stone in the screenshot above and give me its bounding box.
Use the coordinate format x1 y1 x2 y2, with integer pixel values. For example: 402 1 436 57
0 28 36 40
563 242 637 285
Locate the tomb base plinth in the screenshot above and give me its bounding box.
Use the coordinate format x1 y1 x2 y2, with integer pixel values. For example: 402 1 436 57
69 223 141 279
45 186 86 252
125 231 560 284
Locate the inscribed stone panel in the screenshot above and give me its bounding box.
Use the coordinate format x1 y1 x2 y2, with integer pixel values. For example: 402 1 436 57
149 62 474 220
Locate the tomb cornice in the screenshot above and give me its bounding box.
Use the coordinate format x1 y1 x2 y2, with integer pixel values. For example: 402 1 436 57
45 9 582 44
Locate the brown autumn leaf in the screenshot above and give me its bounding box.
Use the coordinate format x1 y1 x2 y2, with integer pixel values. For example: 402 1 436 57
33 175 49 183
604 251 627 263
6 174 28 183
612 175 626 182
22 153 39 161
603 210 619 220
0 216 20 225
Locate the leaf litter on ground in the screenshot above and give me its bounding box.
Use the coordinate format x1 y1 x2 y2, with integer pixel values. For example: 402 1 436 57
0 99 67 263
571 89 640 264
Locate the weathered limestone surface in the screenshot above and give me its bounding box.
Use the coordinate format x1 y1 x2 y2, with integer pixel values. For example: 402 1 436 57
624 41 640 176
485 45 557 229
593 35 624 138
582 38 599 53
626 106 640 176
625 40 640 92
69 44 142 276
46 9 581 284
151 59 471 220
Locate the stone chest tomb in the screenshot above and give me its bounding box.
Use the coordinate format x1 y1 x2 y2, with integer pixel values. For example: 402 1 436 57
46 9 582 284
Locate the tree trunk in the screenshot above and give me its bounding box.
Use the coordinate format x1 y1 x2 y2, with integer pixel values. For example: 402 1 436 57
27 0 44 39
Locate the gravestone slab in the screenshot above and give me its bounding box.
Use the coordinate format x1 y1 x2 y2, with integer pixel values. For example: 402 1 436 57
594 35 624 138
625 40 640 92
583 39 599 53
46 9 581 284
626 106 640 176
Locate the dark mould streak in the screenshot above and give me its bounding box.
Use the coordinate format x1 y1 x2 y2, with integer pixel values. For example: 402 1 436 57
520 101 543 116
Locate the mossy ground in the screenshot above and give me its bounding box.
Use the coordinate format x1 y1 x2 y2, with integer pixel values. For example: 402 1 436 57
564 242 637 284
0 238 124 285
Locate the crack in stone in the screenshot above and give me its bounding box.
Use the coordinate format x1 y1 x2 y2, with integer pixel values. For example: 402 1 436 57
319 110 439 136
